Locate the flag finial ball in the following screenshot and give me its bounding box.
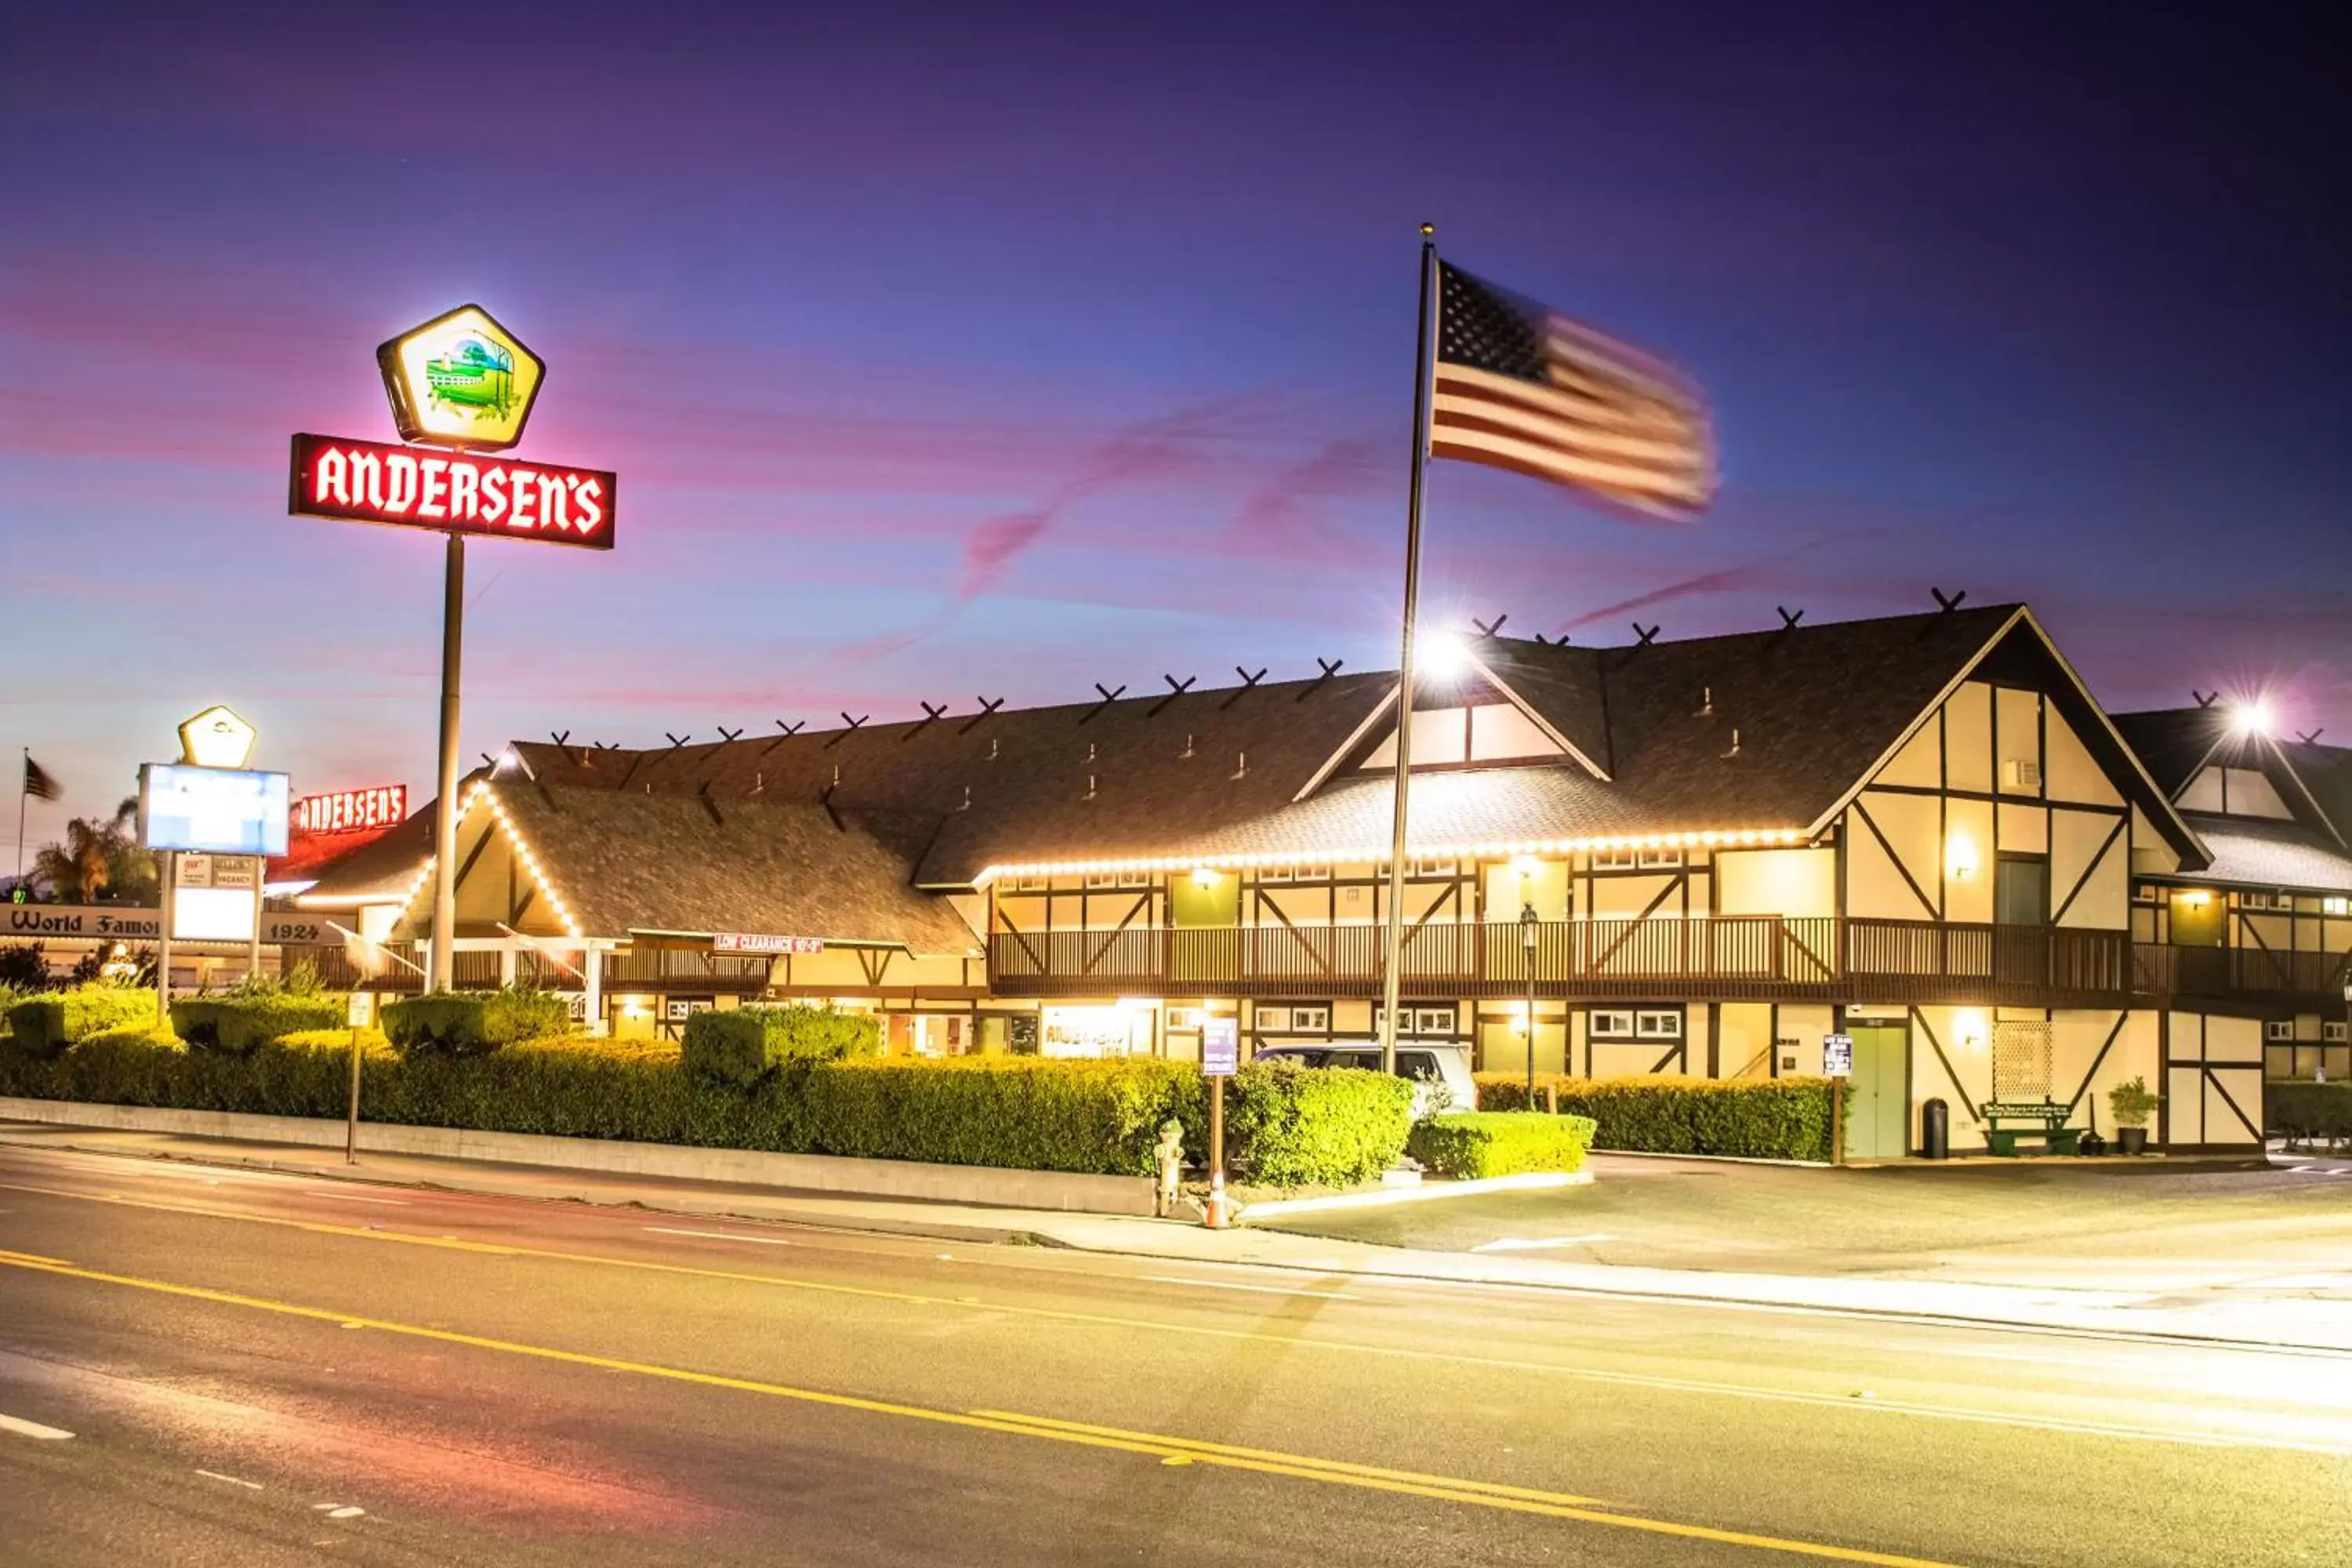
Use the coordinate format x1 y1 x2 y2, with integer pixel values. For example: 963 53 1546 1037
1420 222 1435 237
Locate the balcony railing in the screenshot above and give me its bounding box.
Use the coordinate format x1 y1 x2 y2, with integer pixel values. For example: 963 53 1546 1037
989 916 2133 1004
300 944 769 996
2134 942 2351 1005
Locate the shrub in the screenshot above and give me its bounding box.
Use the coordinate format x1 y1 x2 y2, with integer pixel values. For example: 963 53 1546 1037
2107 1076 2158 1130
684 1004 882 1086
171 995 347 1054
5 984 159 1058
1407 1110 1597 1179
801 1056 1196 1174
0 942 54 991
1475 1073 1846 1163
2267 1081 2352 1147
1221 1058 1416 1188
383 987 574 1056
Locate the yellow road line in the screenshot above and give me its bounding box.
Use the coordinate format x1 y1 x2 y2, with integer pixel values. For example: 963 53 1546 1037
0 1250 1958 1567
3 1177 2333 1456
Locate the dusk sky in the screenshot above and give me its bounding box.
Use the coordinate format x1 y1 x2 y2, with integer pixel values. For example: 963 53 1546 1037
2 2 2343 858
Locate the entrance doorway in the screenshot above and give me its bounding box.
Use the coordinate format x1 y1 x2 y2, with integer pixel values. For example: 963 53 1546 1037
1846 1022 1910 1160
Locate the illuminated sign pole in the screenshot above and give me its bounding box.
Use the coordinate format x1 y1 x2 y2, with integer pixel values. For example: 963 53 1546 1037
289 306 615 993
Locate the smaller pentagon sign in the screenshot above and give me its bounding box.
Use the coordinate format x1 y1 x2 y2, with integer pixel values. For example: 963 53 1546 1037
376 304 546 452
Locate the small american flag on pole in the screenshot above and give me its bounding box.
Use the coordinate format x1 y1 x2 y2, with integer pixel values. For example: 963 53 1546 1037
1431 261 1715 518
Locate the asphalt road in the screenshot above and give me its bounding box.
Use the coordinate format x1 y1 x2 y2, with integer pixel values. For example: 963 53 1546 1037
2 1145 2348 1566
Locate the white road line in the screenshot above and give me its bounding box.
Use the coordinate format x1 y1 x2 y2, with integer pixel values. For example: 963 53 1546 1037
0 1412 74 1441
194 1468 263 1489
644 1226 794 1247
1142 1275 1355 1300
307 1192 408 1206
1471 1233 1617 1253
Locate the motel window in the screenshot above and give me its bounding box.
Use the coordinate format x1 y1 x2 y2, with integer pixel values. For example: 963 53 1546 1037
2326 1022 2348 1044
1258 867 1292 884
2264 1019 2295 1043
2239 890 2285 910
1293 865 1331 882
2326 896 2350 916
1083 870 1149 890
1374 1004 1457 1037
1636 848 1684 869
1592 1007 1682 1042
1591 849 1640 871
1287 1004 1331 1033
1410 858 1459 879
1994 855 2049 926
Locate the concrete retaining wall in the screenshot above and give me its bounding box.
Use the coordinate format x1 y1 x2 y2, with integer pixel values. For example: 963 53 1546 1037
0 1098 1157 1215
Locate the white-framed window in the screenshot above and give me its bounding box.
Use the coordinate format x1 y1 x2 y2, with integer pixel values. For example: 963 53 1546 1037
1083 869 1149 891
1260 1004 1330 1034
2240 890 2285 910
1635 1008 1683 1040
1592 1007 1683 1042
1410 857 1458 879
1257 866 1292 884
2325 1021 2348 1044
2325 895 2350 916
1004 873 1049 892
1591 848 1641 871
2263 1019 2294 1042
1293 864 1331 882
1636 848 1684 869
1257 1005 1290 1032
1374 1004 1457 1037
1166 1007 1206 1030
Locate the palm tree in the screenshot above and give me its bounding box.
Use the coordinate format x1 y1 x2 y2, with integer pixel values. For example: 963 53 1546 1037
31 797 152 904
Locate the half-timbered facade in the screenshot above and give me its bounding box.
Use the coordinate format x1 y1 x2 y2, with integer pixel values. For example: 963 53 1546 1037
299 602 2309 1153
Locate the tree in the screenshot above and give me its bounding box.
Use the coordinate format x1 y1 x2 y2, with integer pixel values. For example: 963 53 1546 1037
30 797 156 905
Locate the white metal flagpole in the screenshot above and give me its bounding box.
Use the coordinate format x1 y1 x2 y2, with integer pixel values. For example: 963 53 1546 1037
1377 224 1441 1077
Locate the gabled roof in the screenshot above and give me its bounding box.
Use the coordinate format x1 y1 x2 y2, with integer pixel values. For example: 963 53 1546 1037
297 806 441 906
2111 706 2342 851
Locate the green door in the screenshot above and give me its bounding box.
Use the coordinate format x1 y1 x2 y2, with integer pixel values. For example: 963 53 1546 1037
1845 1024 1909 1160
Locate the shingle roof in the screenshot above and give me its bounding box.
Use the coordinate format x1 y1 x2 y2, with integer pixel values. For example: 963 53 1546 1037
465 782 979 953
2111 707 2245 796
296 808 439 905
2180 818 2352 895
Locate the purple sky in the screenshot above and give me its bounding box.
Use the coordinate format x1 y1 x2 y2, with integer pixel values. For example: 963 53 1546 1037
2 2 2344 856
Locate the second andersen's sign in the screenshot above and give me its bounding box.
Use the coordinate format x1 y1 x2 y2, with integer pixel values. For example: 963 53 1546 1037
289 434 616 550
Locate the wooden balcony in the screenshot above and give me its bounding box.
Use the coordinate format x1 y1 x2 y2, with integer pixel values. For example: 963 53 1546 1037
299 944 770 995
2133 942 2350 1009
989 916 2134 1006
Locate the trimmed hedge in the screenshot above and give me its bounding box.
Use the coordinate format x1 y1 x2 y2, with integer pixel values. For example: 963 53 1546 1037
2267 1081 2352 1147
1407 1110 1597 1179
1221 1058 1415 1188
383 989 575 1056
682 1005 882 1086
170 995 347 1054
0 1033 1413 1188
5 985 158 1058
1474 1073 1846 1163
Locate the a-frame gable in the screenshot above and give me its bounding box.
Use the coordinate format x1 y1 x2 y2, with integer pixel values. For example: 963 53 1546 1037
1292 649 1610 803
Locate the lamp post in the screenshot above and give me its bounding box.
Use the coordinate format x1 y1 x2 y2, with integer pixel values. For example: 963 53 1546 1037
2335 976 2350 1083
1520 902 1540 1102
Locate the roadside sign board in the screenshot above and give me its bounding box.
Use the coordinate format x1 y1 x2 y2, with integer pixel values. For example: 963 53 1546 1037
347 991 376 1029
711 932 824 955
290 434 615 550
1202 1017 1240 1077
1823 1033 1853 1078
141 764 291 856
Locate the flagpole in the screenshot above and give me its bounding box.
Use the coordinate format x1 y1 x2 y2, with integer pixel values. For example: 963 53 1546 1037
1377 224 1440 1078
16 750 27 882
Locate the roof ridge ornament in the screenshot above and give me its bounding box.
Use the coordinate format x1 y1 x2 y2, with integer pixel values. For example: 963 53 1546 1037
1080 683 1127 724
1470 614 1507 638
1931 586 1967 612
959 695 1007 733
717 726 743 743
1147 674 1196 717
1776 606 1803 630
1632 622 1660 647
1298 657 1343 701
822 713 869 749
2191 689 2218 709
1222 666 1269 709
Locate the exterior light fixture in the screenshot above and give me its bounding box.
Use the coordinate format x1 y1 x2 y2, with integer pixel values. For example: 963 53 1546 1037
2234 699 2274 739
1191 866 1219 888
1945 830 1979 882
1419 630 1472 684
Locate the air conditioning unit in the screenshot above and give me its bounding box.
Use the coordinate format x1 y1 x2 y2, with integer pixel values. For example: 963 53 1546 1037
2003 758 2043 790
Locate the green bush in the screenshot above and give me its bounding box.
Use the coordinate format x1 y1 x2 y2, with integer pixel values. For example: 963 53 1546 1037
1221 1058 1415 1188
800 1056 1196 1174
2267 1081 2352 1146
5 984 159 1058
170 995 347 1053
1407 1110 1597 1178
683 1004 882 1086
0 1029 1409 1189
383 987 574 1056
1475 1073 1846 1163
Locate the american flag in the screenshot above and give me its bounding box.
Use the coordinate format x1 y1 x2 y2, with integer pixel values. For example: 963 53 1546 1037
22 755 60 802
1431 262 1715 518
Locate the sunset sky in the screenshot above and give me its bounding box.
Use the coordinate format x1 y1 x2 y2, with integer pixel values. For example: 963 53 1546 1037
2 2 2342 858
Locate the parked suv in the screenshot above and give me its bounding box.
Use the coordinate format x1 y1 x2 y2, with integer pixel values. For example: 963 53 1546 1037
1252 1040 1476 1116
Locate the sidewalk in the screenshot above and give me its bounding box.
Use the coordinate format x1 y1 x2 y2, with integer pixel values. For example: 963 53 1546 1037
8 1117 2352 1352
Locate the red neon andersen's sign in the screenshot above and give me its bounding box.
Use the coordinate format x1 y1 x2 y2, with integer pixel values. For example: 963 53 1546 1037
294 785 408 836
289 434 617 550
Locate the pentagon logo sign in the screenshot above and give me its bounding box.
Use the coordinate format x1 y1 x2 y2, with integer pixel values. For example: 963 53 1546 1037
376 304 546 452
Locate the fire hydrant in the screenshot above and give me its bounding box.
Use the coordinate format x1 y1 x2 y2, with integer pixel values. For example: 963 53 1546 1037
1152 1118 1185 1218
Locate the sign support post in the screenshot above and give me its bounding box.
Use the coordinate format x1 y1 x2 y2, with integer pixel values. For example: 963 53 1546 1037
1200 1016 1239 1228
1823 1031 1853 1166
155 851 175 1028
430 532 465 993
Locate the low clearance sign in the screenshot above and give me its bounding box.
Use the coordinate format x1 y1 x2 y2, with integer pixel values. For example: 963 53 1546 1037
289 434 616 550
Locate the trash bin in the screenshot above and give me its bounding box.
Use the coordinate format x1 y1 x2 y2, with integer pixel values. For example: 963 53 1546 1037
1920 1098 1950 1160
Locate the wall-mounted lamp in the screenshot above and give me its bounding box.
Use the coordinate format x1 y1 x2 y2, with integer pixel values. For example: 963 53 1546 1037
1945 830 1979 882
1954 1008 1989 1051
1190 866 1219 888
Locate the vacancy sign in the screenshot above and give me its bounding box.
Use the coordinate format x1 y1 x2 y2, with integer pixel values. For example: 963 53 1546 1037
289 434 616 549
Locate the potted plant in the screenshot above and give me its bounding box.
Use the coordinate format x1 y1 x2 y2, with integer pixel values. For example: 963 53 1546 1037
2108 1076 2158 1155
